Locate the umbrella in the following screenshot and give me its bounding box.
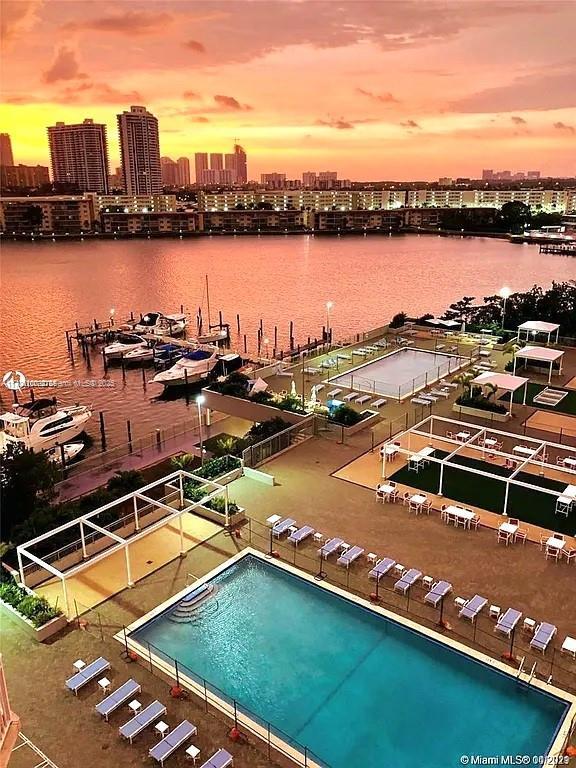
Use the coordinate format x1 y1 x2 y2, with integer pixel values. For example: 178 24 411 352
310 385 317 406
291 380 297 397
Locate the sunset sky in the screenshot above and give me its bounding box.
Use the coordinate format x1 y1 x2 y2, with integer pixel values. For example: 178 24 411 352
2 0 575 180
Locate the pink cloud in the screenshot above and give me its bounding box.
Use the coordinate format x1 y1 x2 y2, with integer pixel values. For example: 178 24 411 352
63 11 172 35
43 47 87 84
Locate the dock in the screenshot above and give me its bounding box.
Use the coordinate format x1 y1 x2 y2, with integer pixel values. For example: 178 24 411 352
539 242 576 255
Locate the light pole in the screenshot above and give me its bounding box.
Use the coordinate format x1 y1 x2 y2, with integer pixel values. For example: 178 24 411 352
499 287 511 329
326 301 334 346
196 394 205 465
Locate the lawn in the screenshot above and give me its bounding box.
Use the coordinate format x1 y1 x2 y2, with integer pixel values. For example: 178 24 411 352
390 450 574 535
504 382 576 416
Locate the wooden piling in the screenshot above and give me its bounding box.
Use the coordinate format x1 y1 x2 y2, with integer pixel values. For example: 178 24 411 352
99 411 107 451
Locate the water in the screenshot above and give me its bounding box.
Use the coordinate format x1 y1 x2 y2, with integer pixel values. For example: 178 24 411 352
1 235 574 447
328 347 467 398
132 556 568 768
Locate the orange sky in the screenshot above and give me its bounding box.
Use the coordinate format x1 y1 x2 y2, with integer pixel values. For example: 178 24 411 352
1 0 575 180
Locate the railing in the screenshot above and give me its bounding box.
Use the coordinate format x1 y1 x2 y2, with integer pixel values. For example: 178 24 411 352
241 416 316 468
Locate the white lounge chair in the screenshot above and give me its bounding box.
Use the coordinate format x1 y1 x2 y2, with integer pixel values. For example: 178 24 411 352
319 537 344 558
288 525 314 546
96 679 141 720
356 395 371 405
530 622 557 653
66 657 110 695
424 581 452 607
371 398 387 408
368 557 395 580
343 392 359 402
149 720 197 766
199 749 234 768
272 518 297 537
327 389 342 398
495 608 522 637
394 569 422 594
119 700 167 743
458 595 487 622
337 545 364 568
411 397 430 406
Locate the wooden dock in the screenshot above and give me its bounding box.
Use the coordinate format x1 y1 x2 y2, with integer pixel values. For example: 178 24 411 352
539 242 576 255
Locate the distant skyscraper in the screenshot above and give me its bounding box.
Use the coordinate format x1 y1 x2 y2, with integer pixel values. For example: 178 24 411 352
527 170 541 179
233 144 247 184
47 119 109 192
117 106 161 195
176 157 191 186
224 153 236 182
302 171 317 187
261 173 286 189
210 153 224 171
195 153 208 183
482 169 494 180
160 156 178 186
109 166 124 190
0 133 14 166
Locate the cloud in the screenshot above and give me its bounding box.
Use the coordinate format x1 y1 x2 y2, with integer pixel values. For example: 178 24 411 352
63 11 172 35
56 81 143 104
511 115 527 124
315 118 355 130
190 116 210 123
553 121 575 134
1 0 42 43
213 94 252 111
43 47 87 84
183 39 206 53
356 88 399 104
400 119 421 129
183 91 201 100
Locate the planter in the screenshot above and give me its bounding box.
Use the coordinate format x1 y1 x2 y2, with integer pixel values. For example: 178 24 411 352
192 502 246 527
0 597 68 642
201 388 308 425
332 409 381 436
452 403 511 422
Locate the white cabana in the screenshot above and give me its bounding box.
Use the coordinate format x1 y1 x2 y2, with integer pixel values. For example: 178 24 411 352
513 345 564 384
517 321 560 345
471 372 529 413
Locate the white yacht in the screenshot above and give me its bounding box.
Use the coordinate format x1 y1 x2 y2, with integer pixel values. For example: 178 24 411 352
134 311 188 337
150 346 219 389
104 333 147 359
45 442 85 465
0 398 92 453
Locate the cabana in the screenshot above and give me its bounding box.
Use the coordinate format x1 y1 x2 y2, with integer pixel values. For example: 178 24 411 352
512 345 564 384
471 372 529 414
516 321 560 346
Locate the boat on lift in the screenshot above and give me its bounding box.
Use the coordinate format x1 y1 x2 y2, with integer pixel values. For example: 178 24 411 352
134 311 188 337
0 398 92 453
45 442 85 465
150 346 219 389
104 333 147 359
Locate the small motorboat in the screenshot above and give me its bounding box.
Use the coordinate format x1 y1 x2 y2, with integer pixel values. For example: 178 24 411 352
104 333 147 359
150 346 219 389
198 327 229 345
134 311 188 337
0 398 92 453
45 442 85 465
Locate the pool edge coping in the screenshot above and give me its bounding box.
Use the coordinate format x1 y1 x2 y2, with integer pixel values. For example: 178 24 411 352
116 547 576 763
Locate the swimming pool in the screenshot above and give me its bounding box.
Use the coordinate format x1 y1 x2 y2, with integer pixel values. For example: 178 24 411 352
328 347 468 399
127 552 571 768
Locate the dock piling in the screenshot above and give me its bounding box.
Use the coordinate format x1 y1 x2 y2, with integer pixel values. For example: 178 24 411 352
99 411 107 451
127 420 132 453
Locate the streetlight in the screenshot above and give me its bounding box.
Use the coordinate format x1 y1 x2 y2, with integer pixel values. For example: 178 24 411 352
196 395 206 465
499 287 511 329
326 301 334 345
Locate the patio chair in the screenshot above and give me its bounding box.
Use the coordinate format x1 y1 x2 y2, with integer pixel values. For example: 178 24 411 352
288 525 314 546
372 398 387 408
564 548 576 563
149 720 197 766
119 700 167 743
424 580 452 607
539 534 548 550
440 504 449 521
200 749 234 768
530 622 557 653
497 529 512 546
96 679 141 721
470 515 481 530
408 498 422 514
337 545 364 568
66 657 110 695
445 431 454 439
369 557 395 580
421 500 432 515
318 537 344 559
545 546 561 562
394 568 422 594
411 397 430 406
495 608 522 637
272 518 297 538
515 528 528 545
458 595 487 622
402 492 411 506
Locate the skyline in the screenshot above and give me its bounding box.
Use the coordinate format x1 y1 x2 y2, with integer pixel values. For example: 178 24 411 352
1 1 576 180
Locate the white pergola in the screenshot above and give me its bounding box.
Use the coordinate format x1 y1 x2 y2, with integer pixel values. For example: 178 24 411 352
381 414 576 521
512 345 564 384
517 321 560 345
471 371 529 414
16 470 231 617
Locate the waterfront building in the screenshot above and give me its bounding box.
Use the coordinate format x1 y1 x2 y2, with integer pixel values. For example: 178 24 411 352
88 193 177 214
194 153 209 184
160 156 178 187
313 209 402 231
176 157 191 186
302 171 317 187
0 134 14 166
210 153 224 171
0 164 50 191
261 173 286 189
100 210 197 234
47 119 109 193
200 208 307 232
117 106 162 195
0 195 94 235
233 144 248 184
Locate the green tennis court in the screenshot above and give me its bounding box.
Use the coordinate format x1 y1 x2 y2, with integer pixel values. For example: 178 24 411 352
505 382 576 416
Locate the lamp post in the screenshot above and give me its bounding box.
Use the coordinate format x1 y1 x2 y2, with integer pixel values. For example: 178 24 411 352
196 394 205 465
326 301 334 346
499 287 511 329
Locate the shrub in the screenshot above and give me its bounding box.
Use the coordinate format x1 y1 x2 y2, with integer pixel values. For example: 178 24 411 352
389 312 407 329
195 455 242 480
274 394 306 414
329 404 364 426
250 390 273 404
0 581 61 627
455 395 508 414
245 417 292 442
211 372 250 397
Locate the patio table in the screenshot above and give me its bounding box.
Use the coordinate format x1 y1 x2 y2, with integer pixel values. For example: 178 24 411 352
377 484 396 499
456 431 471 441
562 457 576 470
512 445 536 458
445 505 475 528
546 536 566 552
380 444 399 458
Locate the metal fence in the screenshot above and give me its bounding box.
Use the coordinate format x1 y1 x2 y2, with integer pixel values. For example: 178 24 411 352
241 416 316 468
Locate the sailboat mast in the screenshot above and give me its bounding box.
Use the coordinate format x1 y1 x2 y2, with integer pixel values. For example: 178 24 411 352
205 274 212 327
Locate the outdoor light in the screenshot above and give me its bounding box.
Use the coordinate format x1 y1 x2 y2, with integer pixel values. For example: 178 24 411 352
499 286 512 329
196 395 206 466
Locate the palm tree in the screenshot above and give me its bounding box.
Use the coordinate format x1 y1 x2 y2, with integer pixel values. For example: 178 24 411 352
170 453 196 471
483 382 498 401
455 372 475 399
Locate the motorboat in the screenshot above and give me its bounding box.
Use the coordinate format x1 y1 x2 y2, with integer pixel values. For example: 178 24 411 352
153 343 186 367
134 311 188 337
150 346 219 389
0 398 92 453
104 333 147 359
45 442 85 465
198 327 229 345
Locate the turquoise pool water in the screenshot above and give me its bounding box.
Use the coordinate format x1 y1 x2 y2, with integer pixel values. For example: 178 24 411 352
132 556 568 768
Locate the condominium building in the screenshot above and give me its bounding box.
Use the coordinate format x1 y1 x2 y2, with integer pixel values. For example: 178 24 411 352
117 106 162 195
160 157 178 187
47 119 109 192
233 144 248 184
0 196 95 234
0 134 14 166
88 193 177 214
210 153 224 171
195 153 209 184
0 164 50 190
176 157 191 186
100 210 197 234
261 173 286 189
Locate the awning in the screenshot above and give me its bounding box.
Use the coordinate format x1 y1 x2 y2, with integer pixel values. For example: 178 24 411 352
471 372 528 393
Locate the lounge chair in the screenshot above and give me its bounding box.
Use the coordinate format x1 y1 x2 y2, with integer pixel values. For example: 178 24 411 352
530 622 557 653
327 389 342 399
356 395 371 405
303 367 319 375
458 595 487 622
96 679 141 721
424 580 452 607
336 353 351 361
200 749 234 768
420 394 439 403
430 389 450 398
337 545 364 568
411 397 430 406
149 720 197 766
343 392 359 402
319 537 344 559
369 557 395 580
66 657 110 695
272 518 296 537
394 569 422 594
119 700 167 743
371 398 387 408
495 608 522 637
288 525 314 546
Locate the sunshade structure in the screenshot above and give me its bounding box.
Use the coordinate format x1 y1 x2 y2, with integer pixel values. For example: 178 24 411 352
471 372 529 414
516 321 560 345
16 470 232 617
512 345 565 384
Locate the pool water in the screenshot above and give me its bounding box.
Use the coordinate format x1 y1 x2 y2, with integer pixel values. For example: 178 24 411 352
328 347 467 398
132 556 567 768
